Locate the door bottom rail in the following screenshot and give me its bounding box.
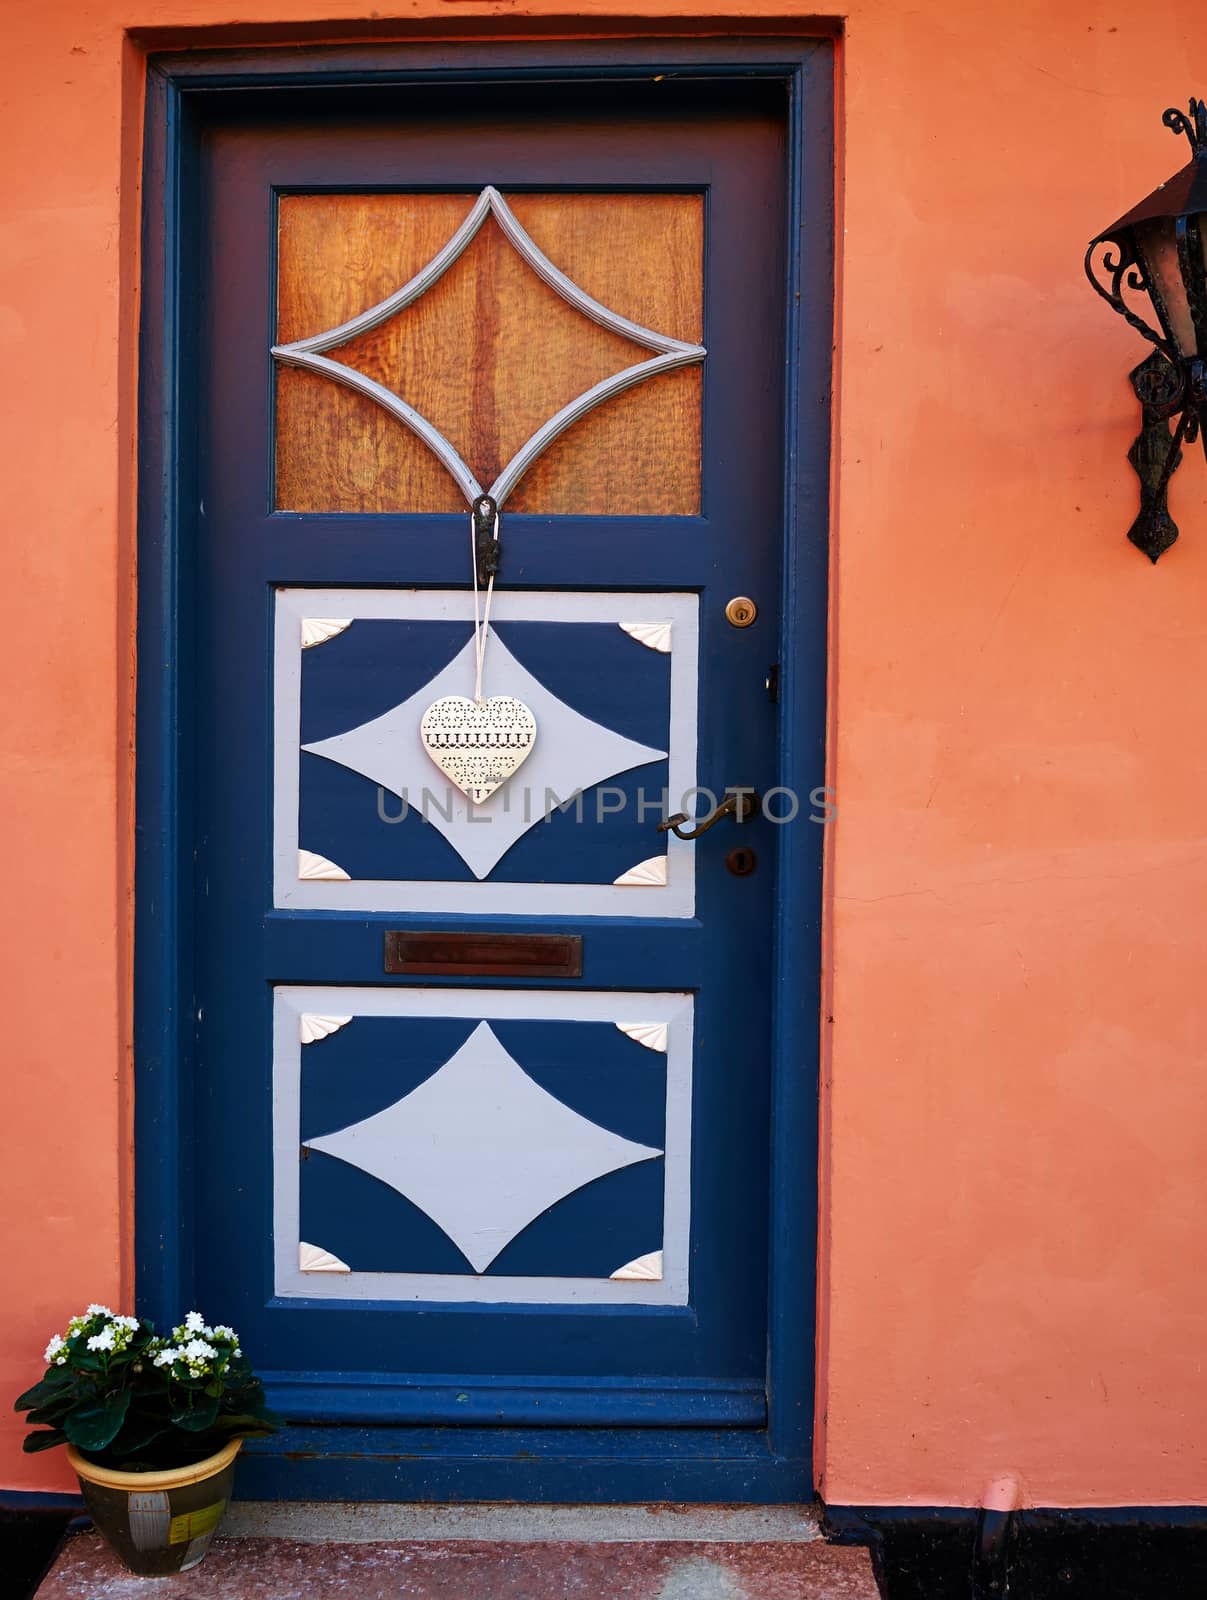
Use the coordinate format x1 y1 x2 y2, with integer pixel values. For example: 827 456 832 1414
261 1372 767 1428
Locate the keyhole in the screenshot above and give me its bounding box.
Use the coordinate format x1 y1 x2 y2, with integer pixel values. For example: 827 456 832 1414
726 846 757 876
725 596 758 628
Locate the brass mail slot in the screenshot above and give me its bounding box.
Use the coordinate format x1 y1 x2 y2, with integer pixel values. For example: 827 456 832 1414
384 930 583 978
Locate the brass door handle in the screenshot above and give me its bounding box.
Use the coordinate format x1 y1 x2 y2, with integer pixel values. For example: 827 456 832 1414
657 789 760 841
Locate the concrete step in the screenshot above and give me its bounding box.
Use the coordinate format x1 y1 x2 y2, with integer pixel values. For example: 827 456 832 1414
36 1504 880 1599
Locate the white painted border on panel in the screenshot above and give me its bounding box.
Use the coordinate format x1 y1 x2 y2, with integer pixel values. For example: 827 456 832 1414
274 589 698 917
272 986 693 1307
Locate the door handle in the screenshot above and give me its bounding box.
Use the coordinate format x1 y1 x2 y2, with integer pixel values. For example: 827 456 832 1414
657 789 760 841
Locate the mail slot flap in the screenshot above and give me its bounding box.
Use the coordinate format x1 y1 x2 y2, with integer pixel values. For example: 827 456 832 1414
384 930 583 978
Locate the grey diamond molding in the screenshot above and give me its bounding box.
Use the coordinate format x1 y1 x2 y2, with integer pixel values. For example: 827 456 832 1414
272 186 706 509
303 634 665 880
305 1022 662 1273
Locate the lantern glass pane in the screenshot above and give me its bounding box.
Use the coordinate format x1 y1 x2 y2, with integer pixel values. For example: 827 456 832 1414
1132 217 1200 358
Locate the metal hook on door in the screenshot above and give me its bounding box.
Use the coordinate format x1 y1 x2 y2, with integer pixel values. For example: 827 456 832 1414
473 494 501 585
657 789 760 841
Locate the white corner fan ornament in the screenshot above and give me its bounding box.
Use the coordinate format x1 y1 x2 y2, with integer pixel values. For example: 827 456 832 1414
421 496 536 804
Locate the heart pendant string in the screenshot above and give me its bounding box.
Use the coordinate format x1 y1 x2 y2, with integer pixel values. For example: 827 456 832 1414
470 504 499 704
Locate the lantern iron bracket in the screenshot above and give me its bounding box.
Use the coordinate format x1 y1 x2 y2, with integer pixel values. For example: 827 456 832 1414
1086 98 1207 560
1127 351 1188 562
1083 233 1171 359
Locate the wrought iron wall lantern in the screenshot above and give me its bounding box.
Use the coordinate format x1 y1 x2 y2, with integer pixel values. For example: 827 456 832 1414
1086 98 1207 561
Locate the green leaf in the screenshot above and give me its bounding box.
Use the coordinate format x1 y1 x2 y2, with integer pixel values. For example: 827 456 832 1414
216 1419 277 1441
130 1372 171 1398
211 1414 262 1440
22 1430 67 1454
209 1410 272 1435
25 1402 73 1427
14 1372 75 1412
64 1390 131 1453
110 1419 170 1456
170 1397 220 1433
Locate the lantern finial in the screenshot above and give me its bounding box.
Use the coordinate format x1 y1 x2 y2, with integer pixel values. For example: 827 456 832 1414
1162 99 1207 158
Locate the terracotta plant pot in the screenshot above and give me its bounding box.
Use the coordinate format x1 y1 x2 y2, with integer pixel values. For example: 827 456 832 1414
66 1438 241 1576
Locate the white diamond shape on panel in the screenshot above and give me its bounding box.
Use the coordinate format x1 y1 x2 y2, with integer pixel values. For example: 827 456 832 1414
305 1022 662 1273
303 634 665 881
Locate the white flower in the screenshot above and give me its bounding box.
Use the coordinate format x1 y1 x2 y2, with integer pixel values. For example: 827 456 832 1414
183 1338 216 1363
113 1314 140 1332
54 1356 67 1366
84 1304 113 1318
212 1325 237 1341
87 1326 117 1352
153 1346 180 1368
44 1334 66 1364
183 1311 212 1335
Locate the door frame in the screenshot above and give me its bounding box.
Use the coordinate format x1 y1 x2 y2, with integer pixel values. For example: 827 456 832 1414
135 35 834 1502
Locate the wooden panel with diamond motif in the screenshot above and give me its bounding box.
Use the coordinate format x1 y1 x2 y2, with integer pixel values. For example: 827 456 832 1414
275 193 703 516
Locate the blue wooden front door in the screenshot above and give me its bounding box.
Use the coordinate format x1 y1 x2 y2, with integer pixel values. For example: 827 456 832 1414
175 73 818 1500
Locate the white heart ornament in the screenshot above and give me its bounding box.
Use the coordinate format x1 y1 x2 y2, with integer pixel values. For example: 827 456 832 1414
420 695 537 805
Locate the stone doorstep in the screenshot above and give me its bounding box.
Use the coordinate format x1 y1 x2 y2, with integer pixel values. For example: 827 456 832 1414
36 1533 880 1600
36 1525 880 1600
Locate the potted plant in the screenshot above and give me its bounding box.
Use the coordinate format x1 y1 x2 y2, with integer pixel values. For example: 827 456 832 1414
15 1305 278 1576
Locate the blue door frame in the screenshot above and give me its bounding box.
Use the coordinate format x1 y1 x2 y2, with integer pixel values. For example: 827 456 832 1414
135 36 834 1503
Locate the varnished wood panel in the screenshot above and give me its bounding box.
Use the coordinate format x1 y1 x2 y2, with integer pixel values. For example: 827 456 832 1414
275 193 702 515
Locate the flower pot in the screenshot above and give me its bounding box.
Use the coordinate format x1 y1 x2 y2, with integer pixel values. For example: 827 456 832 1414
66 1438 241 1576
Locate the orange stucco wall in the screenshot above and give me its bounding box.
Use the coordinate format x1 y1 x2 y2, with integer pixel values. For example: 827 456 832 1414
4 0 1207 1508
